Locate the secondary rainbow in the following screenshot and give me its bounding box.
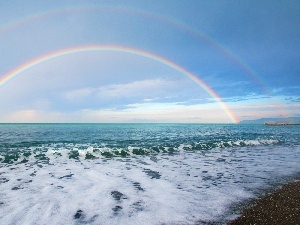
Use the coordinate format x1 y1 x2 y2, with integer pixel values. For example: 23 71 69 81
0 5 268 94
0 45 239 123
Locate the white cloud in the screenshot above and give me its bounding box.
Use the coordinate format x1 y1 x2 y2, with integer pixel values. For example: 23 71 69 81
96 78 177 98
2 99 299 123
143 98 157 102
0 100 234 123
61 78 180 102
3 85 299 123
75 101 234 123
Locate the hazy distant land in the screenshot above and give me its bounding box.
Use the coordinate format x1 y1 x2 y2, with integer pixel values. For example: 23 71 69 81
240 117 300 124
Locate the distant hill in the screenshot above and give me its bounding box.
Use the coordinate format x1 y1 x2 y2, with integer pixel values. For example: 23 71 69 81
240 117 300 124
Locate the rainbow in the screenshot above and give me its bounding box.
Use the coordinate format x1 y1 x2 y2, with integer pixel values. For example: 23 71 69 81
0 5 269 94
0 45 239 123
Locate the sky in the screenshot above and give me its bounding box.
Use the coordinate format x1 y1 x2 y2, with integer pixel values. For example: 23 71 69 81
0 0 299 123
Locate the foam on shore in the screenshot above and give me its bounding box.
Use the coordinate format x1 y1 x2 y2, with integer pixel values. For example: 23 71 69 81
1 144 300 224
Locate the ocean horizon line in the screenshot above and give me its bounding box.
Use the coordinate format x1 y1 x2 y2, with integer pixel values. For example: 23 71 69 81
0 122 240 125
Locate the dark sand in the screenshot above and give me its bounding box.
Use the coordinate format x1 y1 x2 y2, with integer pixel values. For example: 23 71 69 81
228 180 300 224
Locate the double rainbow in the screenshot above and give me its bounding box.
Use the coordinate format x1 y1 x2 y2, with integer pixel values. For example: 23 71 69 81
0 5 268 94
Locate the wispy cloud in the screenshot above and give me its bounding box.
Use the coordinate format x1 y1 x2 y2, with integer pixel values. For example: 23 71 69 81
62 78 181 102
96 79 176 98
272 86 300 95
75 102 234 123
223 94 271 103
285 96 300 102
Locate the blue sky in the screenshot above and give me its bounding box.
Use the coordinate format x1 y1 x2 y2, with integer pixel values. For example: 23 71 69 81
0 0 299 123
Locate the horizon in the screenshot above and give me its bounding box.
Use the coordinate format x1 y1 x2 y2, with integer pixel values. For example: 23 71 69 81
1 115 300 125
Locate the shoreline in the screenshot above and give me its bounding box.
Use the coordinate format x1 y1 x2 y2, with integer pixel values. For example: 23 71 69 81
227 179 300 224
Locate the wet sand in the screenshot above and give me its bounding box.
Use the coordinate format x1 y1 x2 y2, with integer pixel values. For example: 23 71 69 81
228 180 300 224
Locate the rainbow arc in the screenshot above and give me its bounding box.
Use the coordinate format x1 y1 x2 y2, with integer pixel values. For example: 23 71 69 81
0 45 239 123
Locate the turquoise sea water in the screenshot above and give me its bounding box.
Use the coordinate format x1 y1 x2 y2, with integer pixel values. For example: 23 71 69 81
0 123 299 224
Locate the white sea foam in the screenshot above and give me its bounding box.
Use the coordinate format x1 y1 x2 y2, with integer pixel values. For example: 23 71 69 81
0 145 300 224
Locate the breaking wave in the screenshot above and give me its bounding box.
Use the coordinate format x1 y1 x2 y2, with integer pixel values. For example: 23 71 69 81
0 138 280 164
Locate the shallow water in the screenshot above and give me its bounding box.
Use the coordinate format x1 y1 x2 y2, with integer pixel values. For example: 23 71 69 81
0 123 299 224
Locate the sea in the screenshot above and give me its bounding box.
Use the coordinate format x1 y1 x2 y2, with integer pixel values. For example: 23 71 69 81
0 123 299 224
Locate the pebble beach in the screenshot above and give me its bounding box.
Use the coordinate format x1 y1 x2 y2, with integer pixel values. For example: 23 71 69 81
229 180 300 224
